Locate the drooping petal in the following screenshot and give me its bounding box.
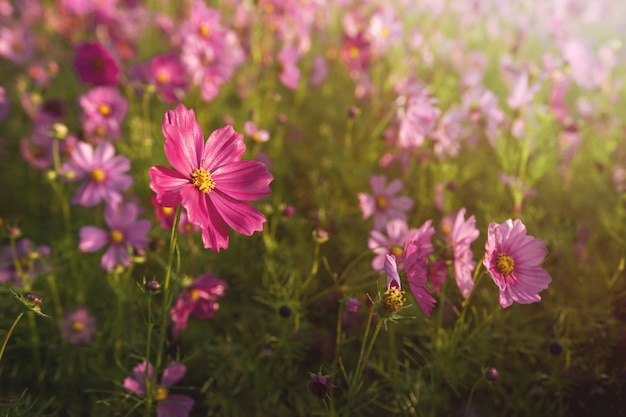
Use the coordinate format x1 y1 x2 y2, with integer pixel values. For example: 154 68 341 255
358 193 376 219
149 165 189 206
157 394 194 417
201 126 246 170
209 190 266 236
162 104 204 175
179 184 210 229
125 220 152 248
78 226 109 252
408 282 436 317
211 160 273 201
161 362 186 388
101 244 130 272
384 254 401 290
72 181 102 207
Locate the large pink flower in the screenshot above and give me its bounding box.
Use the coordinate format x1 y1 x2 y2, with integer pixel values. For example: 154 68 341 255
148 104 273 251
483 219 552 308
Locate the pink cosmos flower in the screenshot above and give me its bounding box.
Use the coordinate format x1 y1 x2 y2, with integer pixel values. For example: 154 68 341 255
402 220 436 316
358 175 414 231
148 104 273 252
78 201 151 272
368 218 416 272
483 219 552 309
79 86 128 141
132 53 188 104
61 141 132 207
277 44 301 90
243 121 270 144
61 307 97 345
151 196 199 236
170 272 227 338
72 41 120 86
427 259 448 293
396 90 441 149
0 26 34 65
309 55 328 87
451 208 479 298
124 361 194 417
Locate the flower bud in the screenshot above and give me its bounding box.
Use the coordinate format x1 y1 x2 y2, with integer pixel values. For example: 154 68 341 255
145 280 161 291
312 229 329 244
485 367 499 382
548 340 563 355
309 373 331 399
278 305 292 318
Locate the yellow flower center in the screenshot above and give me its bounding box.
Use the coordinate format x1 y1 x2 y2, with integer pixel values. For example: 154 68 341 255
155 71 169 84
98 104 111 116
381 27 390 38
198 23 211 38
189 288 201 301
95 125 107 136
496 253 515 276
72 320 85 332
381 287 405 314
191 168 215 193
154 387 168 401
93 57 105 69
161 207 174 215
90 168 106 182
349 46 360 59
110 230 124 244
376 196 388 210
391 246 403 257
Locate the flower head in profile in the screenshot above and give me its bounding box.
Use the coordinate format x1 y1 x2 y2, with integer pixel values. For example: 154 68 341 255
123 360 194 417
61 141 132 207
78 201 151 272
61 307 97 345
368 218 415 272
483 219 551 308
451 208 479 298
170 272 228 338
148 104 273 252
358 175 414 231
72 41 120 86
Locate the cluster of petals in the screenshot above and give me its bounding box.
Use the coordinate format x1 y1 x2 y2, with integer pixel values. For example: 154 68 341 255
170 272 228 338
484 219 552 308
124 361 194 417
78 201 151 273
451 208 480 298
148 104 273 252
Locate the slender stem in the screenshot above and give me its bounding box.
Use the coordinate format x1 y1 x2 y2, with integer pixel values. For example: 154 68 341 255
0 312 24 363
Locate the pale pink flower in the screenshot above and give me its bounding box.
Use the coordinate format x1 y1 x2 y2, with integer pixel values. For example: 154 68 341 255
61 307 97 345
277 44 301 90
483 219 552 308
243 121 270 144
148 104 273 251
79 86 128 141
358 176 414 231
368 218 415 272
450 208 479 298
61 141 132 207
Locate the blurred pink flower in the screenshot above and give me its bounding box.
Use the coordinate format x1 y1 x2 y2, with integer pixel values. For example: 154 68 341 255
170 272 227 338
61 307 97 345
61 141 132 207
243 121 270 144
402 220 436 316
0 86 10 122
0 238 51 287
0 26 34 65
340 32 370 77
309 55 328 87
358 175 414 231
72 41 120 86
427 259 448 293
148 53 188 103
277 44 301 90
368 218 416 272
78 201 151 272
124 361 194 417
151 196 199 236
397 90 440 149
483 219 552 308
79 86 128 141
148 104 273 252
451 208 479 298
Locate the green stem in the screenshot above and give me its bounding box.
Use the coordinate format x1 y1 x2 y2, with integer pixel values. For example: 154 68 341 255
0 312 24 363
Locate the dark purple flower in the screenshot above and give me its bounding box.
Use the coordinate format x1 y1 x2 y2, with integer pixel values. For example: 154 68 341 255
72 41 120 86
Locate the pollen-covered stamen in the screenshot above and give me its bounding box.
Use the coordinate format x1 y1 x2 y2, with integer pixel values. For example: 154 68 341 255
72 320 85 332
98 103 111 116
381 287 405 314
153 387 168 401
391 245 403 257
155 71 169 84
376 196 388 209
191 168 215 193
349 46 360 59
198 23 211 38
496 253 515 276
189 288 201 301
110 230 124 244
90 168 106 182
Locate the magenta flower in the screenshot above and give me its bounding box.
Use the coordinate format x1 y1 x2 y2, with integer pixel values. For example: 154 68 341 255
61 307 97 345
358 175 414 231
61 141 132 207
451 208 479 298
72 41 120 86
170 272 227 338
402 220 436 317
78 201 151 272
148 104 273 252
368 218 415 272
483 219 552 308
123 361 194 417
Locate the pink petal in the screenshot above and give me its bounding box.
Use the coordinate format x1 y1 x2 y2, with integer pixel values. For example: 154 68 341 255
358 193 375 219
123 376 146 396
79 226 109 252
201 126 246 170
209 191 267 236
211 160 273 201
101 244 130 272
385 178 404 195
408 282 436 317
384 254 401 290
162 104 204 175
161 362 186 388
72 182 102 207
180 184 210 229
149 165 189 206
70 142 95 171
158 394 194 417
369 175 386 193
93 141 115 165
